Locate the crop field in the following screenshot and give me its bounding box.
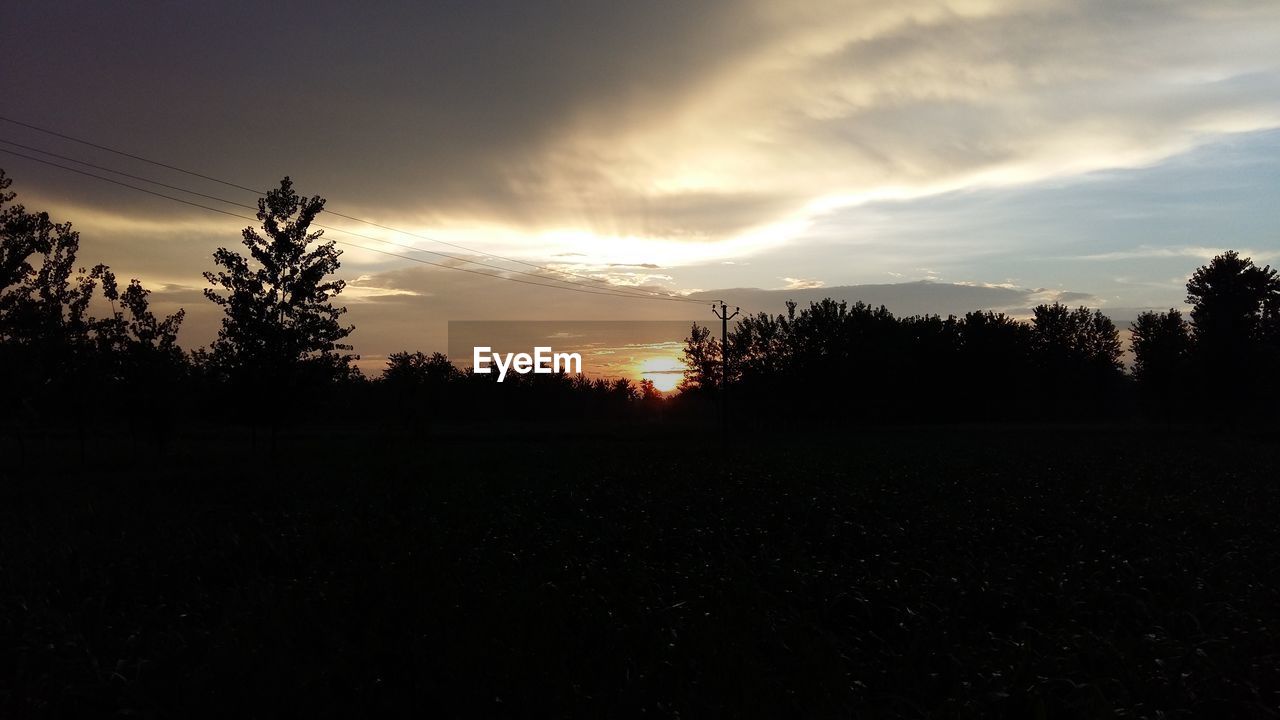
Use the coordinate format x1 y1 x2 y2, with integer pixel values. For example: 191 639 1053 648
3 425 1279 717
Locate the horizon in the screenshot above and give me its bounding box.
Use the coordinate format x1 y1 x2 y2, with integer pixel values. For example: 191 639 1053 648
7 5 1280 717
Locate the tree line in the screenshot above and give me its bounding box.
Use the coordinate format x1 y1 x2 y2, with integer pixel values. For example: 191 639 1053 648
2 168 1277 451
678 251 1279 424
0 170 665 453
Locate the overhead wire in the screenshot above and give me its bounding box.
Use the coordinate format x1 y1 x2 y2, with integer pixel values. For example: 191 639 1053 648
0 137 710 303
0 146 722 303
0 115 717 305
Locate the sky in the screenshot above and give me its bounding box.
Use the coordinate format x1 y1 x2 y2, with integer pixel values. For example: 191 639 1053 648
2 0 1279 377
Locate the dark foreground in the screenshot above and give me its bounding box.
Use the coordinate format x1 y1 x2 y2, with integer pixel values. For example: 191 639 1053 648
3 425 1279 718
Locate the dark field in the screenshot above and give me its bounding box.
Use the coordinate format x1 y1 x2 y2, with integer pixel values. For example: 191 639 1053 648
3 426 1279 718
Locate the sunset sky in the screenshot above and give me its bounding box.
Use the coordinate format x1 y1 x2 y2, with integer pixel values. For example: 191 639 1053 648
3 0 1279 377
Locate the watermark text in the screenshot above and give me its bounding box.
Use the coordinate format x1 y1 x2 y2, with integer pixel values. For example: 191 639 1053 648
473 346 582 381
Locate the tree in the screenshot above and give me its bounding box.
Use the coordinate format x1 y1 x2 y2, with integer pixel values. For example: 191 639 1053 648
1130 310 1191 384
92 265 186 385
954 311 1032 417
1028 303 1123 417
1030 303 1122 373
2 170 188 458
0 169 49 296
2 167 87 449
730 307 792 384
0 168 98 405
203 177 355 386
679 322 720 392
377 351 459 430
956 311 1029 371
639 377 662 402
88 265 188 450
1185 250 1280 418
0 169 90 349
1186 250 1279 364
1082 308 1124 374
382 351 460 385
1130 309 1191 417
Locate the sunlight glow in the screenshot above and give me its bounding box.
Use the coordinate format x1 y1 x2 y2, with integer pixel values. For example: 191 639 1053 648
637 355 687 393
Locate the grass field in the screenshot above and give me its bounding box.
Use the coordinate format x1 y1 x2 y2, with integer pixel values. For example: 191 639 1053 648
3 425 1279 717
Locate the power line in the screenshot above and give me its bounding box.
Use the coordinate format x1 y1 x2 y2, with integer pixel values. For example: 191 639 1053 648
0 137 705 302
713 300 741 440
0 135 705 304
0 114 262 194
0 147 717 303
0 114 713 304
0 137 261 209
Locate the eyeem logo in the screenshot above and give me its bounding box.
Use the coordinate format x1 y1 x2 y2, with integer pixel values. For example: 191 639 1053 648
473 346 583 382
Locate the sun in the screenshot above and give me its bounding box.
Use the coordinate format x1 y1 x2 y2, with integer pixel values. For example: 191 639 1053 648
637 356 686 393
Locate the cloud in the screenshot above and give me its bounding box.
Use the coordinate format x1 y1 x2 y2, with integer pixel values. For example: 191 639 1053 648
5 0 1278 273
1025 289 1098 306
1061 245 1279 262
3 0 1277 356
344 273 426 300
782 277 826 290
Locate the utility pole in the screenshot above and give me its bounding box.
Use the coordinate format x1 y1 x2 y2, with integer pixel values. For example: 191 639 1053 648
712 301 739 438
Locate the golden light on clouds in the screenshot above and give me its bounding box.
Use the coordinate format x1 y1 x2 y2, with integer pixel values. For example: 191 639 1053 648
15 0 1280 291
6 0 1280 367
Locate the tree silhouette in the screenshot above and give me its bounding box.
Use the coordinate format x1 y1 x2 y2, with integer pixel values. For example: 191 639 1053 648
0 168 97 422
0 169 90 351
1130 309 1191 418
2 170 189 459
13 161 1279 435
203 177 355 387
676 296 1134 424
679 322 720 392
2 168 85 456
377 351 460 431
1186 251 1279 352
1185 251 1280 418
1130 310 1191 382
1030 303 1122 370
1027 303 1123 416
93 265 186 373
730 305 792 384
382 351 460 385
951 311 1031 417
639 378 662 403
90 265 187 451
0 169 52 297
